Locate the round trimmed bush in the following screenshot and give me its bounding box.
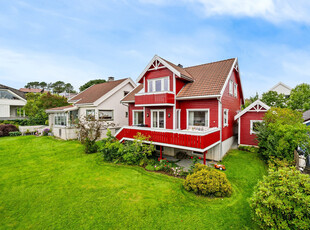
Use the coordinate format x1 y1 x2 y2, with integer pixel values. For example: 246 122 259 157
183 164 232 197
250 167 310 230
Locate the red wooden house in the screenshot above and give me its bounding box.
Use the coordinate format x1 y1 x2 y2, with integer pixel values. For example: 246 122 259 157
234 100 270 146
115 55 244 161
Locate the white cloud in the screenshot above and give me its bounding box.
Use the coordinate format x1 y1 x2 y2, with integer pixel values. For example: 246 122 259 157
140 0 310 24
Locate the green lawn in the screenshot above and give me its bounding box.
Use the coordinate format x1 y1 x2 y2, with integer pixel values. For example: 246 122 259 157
0 136 267 229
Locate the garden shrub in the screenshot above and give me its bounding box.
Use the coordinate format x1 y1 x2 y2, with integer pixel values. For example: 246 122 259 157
257 108 310 162
0 124 19 137
250 167 310 230
184 164 232 197
9 131 22 136
100 131 154 164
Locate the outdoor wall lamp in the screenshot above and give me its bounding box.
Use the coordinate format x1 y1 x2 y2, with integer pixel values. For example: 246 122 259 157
168 113 171 118
147 113 149 117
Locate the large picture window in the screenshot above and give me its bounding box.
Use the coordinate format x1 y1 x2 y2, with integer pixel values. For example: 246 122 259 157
148 77 169 93
54 113 67 126
99 110 113 121
187 110 209 130
152 110 165 128
133 110 144 125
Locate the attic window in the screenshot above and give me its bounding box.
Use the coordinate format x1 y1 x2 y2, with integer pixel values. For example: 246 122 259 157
148 77 169 93
229 80 233 95
234 83 238 97
124 91 129 96
223 109 229 127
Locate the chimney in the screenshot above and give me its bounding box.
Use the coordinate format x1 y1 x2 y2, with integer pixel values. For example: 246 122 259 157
108 76 114 81
178 64 183 68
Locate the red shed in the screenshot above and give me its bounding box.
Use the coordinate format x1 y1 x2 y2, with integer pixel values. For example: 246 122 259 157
234 100 270 146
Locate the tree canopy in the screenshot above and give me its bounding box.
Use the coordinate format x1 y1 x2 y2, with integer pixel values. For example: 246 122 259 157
261 91 287 108
24 81 76 94
79 79 106 92
288 83 310 111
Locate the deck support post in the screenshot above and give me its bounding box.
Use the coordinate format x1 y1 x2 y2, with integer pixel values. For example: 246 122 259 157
160 146 163 159
203 151 207 165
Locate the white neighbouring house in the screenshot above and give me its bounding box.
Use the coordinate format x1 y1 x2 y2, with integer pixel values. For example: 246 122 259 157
0 84 27 120
269 82 292 97
46 78 136 140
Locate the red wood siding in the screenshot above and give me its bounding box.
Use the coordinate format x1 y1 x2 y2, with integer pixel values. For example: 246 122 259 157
240 112 266 146
128 103 143 126
175 78 187 94
178 99 219 130
142 68 174 92
221 69 243 141
135 93 175 105
116 127 220 150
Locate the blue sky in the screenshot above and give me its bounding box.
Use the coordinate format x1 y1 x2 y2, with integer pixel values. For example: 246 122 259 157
0 0 310 97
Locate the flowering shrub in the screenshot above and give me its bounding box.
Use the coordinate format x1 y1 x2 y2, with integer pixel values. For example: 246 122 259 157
188 156 202 174
42 128 50 136
184 164 232 197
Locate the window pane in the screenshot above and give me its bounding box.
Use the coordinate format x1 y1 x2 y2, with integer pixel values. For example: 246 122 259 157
164 78 169 91
148 81 153 92
99 110 113 120
155 80 161 92
152 111 158 128
0 90 19 100
134 111 143 125
176 110 180 129
159 111 164 128
188 111 208 127
252 121 262 132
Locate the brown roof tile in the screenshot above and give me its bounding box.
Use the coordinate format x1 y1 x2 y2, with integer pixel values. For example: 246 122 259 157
122 84 143 102
70 79 127 104
161 57 193 81
177 58 236 98
19 88 43 93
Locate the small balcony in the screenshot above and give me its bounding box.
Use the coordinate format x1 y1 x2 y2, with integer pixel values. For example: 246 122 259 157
135 92 175 106
115 126 221 152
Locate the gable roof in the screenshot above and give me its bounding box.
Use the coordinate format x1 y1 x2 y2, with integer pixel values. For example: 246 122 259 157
177 58 237 98
0 84 26 99
303 110 310 122
69 78 135 105
269 82 292 91
234 100 270 120
122 84 143 103
136 55 194 83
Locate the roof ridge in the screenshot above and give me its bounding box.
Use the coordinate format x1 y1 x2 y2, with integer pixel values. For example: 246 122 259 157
94 78 127 86
184 58 236 70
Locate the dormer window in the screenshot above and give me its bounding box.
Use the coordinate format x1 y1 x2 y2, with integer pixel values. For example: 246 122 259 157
148 77 169 93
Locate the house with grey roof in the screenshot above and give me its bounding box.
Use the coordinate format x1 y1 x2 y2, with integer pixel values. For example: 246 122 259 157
0 84 27 120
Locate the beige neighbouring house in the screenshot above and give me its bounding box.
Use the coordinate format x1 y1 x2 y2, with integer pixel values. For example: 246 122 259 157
0 84 27 120
46 78 136 140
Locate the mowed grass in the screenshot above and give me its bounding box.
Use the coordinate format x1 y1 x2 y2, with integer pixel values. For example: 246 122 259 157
0 136 267 229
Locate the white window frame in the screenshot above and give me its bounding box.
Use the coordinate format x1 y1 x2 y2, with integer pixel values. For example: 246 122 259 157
223 109 229 127
229 80 233 96
250 120 263 134
151 109 166 129
132 110 144 125
234 83 238 98
147 76 170 93
99 110 114 121
186 109 210 130
54 112 67 127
